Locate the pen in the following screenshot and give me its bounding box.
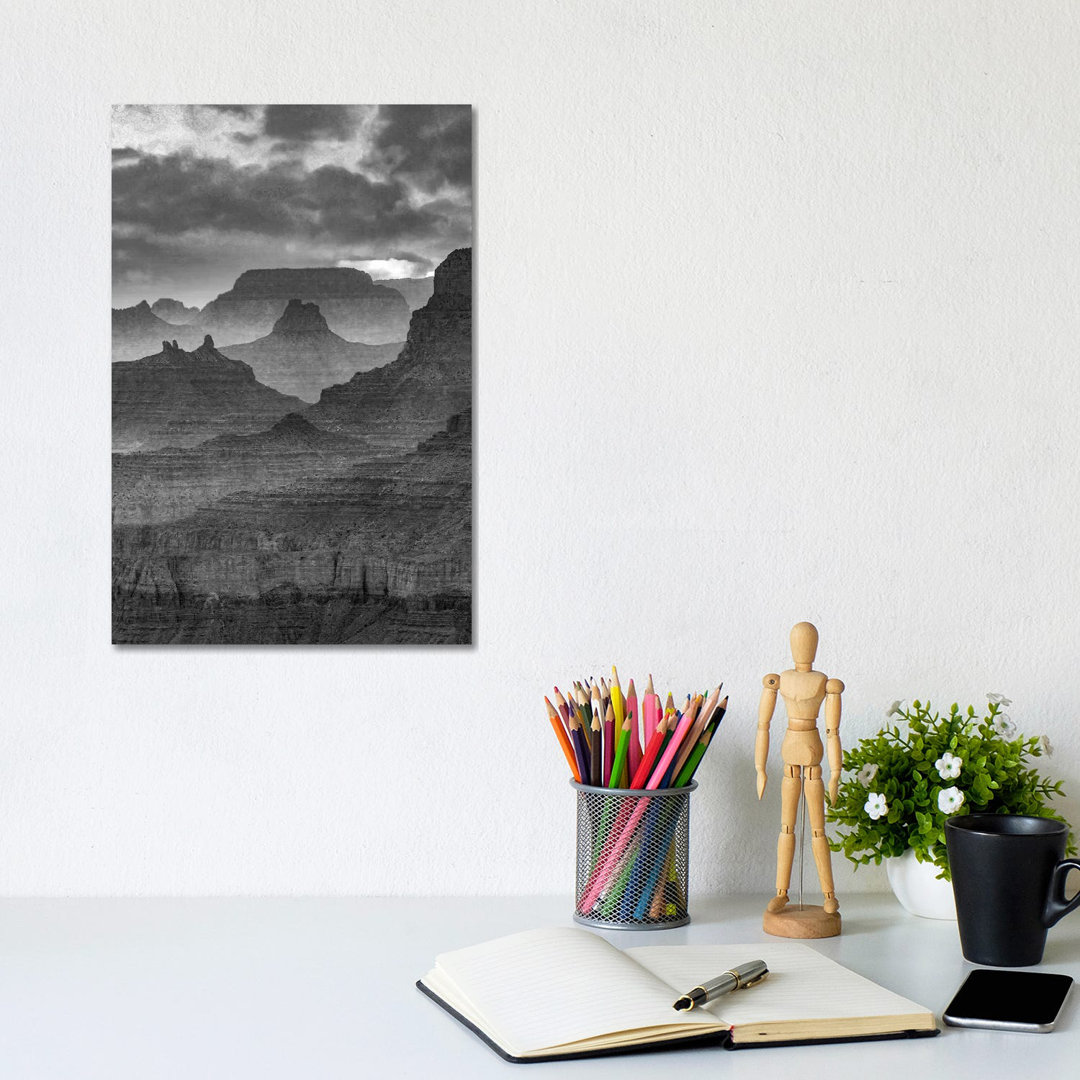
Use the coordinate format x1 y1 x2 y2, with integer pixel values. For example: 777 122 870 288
672 960 769 1011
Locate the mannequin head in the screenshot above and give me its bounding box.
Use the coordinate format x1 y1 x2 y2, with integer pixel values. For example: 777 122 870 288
790 621 819 670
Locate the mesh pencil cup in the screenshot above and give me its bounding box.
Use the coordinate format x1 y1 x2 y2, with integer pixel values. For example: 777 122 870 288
571 781 697 930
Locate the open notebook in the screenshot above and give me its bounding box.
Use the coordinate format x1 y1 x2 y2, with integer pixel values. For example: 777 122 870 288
418 927 937 1062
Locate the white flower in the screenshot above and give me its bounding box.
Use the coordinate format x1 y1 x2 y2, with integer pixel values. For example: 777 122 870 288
992 713 1017 737
857 763 879 785
864 793 889 820
987 692 1013 707
935 752 962 780
1041 734 1054 757
938 786 965 814
885 700 904 718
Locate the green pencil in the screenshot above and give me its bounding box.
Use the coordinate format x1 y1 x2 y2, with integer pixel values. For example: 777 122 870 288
608 709 633 788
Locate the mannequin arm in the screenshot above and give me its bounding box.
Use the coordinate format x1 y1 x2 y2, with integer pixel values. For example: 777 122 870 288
756 674 779 799
824 678 844 804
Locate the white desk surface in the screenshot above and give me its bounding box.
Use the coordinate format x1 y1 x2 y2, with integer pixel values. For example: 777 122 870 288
0 893 1076 1078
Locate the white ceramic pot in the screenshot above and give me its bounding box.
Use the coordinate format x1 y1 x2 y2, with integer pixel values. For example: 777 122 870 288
885 849 957 920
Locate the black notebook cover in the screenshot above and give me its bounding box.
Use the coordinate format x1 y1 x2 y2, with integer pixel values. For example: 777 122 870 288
417 979 939 1063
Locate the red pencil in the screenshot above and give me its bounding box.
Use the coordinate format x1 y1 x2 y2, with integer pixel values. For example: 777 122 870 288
630 706 667 788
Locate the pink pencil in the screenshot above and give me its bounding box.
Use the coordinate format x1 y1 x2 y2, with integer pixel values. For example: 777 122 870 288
626 680 641 781
670 685 720 781
579 709 698 911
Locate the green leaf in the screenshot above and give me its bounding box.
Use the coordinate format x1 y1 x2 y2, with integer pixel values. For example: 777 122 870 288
827 696 1074 869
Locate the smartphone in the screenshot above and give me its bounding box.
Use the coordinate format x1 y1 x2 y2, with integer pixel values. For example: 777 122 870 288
943 969 1074 1033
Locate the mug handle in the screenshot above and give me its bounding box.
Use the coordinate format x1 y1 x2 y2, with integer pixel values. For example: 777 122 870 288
1043 859 1080 928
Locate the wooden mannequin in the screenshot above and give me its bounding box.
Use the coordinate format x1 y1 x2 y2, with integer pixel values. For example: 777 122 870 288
755 622 843 938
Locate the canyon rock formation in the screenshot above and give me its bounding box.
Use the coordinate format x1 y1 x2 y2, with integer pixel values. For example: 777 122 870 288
305 248 472 449
151 298 200 324
113 410 471 644
112 300 201 362
112 336 307 451
380 276 435 311
194 267 411 345
221 299 403 402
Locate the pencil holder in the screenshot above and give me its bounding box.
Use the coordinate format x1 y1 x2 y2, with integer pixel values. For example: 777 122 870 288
571 781 697 930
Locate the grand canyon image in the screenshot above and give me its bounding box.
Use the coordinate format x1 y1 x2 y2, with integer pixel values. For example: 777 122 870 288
112 105 472 644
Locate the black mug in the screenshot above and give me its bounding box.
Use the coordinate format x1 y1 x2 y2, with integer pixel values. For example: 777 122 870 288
945 814 1080 966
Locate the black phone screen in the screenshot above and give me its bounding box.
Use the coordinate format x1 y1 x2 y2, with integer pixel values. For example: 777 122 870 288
944 970 1073 1031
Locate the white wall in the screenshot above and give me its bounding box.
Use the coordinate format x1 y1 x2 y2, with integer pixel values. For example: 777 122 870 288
4 0 1080 897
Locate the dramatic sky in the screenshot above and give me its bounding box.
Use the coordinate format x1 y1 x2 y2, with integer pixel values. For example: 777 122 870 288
112 105 472 308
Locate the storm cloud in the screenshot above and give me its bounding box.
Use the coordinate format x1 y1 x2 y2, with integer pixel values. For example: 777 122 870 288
111 104 471 307
374 104 472 192
263 104 358 142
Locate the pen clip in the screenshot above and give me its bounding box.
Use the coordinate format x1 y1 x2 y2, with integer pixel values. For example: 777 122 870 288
739 968 769 989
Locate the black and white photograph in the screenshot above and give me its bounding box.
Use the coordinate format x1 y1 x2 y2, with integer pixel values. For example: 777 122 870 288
111 104 473 644
11 5 1080 1077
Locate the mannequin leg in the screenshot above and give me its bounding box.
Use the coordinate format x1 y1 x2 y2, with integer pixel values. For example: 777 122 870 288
767 764 802 913
805 766 839 914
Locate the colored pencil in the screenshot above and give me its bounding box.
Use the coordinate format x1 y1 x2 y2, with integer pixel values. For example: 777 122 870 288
589 710 603 786
580 707 700 910
609 667 625 730
625 679 641 782
546 670 727 906
553 686 572 727
589 682 603 776
568 694 590 769
670 686 720 780
545 696 580 782
633 804 685 919
653 698 697 788
675 695 728 786
630 706 666 788
608 704 634 790
567 706 590 782
602 702 615 785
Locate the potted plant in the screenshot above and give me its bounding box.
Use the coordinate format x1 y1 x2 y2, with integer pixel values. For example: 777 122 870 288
826 695 1072 919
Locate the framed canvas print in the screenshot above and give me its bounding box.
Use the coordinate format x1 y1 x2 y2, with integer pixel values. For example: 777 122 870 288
111 105 472 644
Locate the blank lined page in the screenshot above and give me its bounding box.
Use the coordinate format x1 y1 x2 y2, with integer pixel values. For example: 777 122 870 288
429 927 716 1055
626 942 931 1025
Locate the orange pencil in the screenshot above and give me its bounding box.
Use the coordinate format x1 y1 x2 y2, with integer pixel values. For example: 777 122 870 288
545 696 580 781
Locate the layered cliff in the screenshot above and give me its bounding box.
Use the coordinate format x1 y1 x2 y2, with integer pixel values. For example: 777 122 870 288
195 267 411 345
112 336 307 451
304 248 472 449
221 299 403 402
112 300 201 362
113 413 369 525
112 410 472 644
